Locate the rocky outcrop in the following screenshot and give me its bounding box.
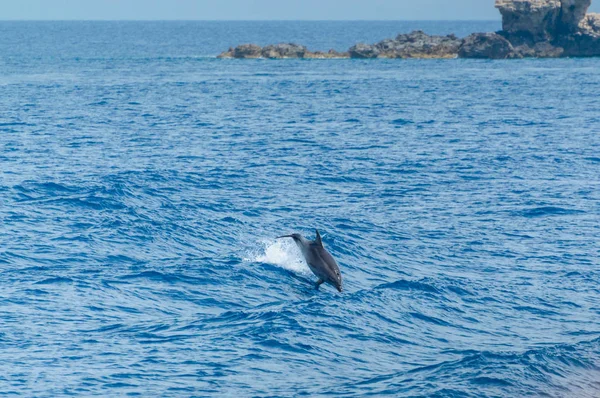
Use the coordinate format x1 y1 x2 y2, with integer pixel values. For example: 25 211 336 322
218 43 348 59
218 0 600 60
304 49 350 59
376 31 462 58
556 31 600 55
581 12 600 33
512 40 565 56
221 31 462 60
495 0 562 38
349 31 461 59
495 0 594 37
560 0 592 32
348 43 380 58
494 0 600 56
220 44 263 59
460 32 563 59
459 33 516 59
216 47 234 59
262 43 307 58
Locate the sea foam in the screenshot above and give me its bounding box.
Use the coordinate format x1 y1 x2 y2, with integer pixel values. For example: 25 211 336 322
245 238 311 275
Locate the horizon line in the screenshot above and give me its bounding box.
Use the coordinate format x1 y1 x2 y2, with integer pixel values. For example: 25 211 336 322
0 19 502 22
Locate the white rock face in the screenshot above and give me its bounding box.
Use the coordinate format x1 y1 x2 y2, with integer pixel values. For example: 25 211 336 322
495 0 562 36
580 12 600 35
495 0 592 36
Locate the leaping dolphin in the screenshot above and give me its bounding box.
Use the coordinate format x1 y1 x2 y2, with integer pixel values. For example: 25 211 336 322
277 230 343 292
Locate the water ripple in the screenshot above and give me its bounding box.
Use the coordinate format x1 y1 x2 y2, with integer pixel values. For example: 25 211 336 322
1 21 599 397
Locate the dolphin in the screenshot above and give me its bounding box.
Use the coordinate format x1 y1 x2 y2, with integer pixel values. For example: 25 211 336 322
276 230 343 292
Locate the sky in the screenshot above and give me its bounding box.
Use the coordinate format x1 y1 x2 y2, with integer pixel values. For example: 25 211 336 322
2 0 600 20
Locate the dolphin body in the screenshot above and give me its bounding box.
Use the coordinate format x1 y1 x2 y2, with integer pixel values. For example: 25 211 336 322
277 230 343 292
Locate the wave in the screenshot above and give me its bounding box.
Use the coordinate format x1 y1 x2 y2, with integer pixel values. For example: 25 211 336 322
517 206 585 218
244 238 311 276
355 337 600 396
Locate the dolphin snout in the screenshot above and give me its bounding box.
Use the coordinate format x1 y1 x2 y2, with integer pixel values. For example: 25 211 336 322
276 234 294 239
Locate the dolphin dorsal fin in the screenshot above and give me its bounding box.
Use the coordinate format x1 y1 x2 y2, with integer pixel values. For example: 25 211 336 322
315 229 323 247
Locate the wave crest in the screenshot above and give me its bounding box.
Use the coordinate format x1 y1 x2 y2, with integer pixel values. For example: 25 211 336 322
244 238 310 275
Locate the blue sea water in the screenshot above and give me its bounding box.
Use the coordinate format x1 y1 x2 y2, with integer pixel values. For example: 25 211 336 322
1 21 599 397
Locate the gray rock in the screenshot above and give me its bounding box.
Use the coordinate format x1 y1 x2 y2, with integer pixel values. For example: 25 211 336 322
459 33 516 59
375 30 462 58
217 47 234 58
495 0 592 37
560 0 592 32
511 41 565 57
233 44 263 58
495 0 561 38
494 0 600 57
580 13 600 35
557 29 600 55
305 49 350 59
262 43 307 58
348 43 380 58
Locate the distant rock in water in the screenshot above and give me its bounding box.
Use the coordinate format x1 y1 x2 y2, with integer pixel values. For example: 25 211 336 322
218 0 600 59
220 31 463 60
305 49 350 59
221 44 262 59
350 31 462 59
217 43 349 59
347 43 380 59
459 33 516 59
262 43 307 58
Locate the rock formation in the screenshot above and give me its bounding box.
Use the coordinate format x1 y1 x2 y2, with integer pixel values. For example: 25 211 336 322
220 31 463 60
217 43 348 59
560 0 592 32
495 0 600 56
262 43 307 58
459 33 516 59
304 49 350 59
495 0 562 38
348 43 380 59
495 0 593 36
223 44 262 59
217 0 600 59
377 31 462 58
581 12 600 34
346 31 462 58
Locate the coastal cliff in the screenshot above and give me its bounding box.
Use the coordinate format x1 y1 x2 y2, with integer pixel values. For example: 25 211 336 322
218 0 600 59
494 0 600 57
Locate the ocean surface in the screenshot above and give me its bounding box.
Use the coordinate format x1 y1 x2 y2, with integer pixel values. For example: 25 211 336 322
1 21 599 397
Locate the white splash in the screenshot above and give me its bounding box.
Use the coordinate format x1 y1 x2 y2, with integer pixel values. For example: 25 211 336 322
244 238 311 275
